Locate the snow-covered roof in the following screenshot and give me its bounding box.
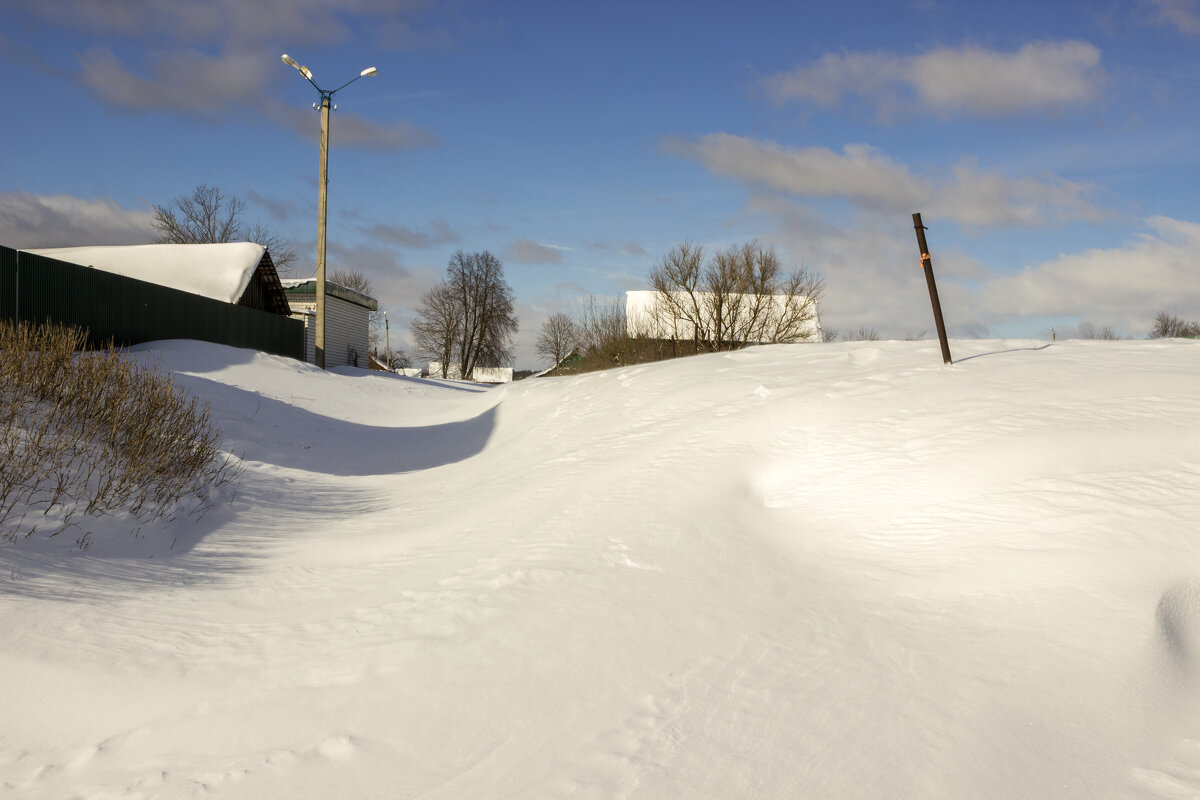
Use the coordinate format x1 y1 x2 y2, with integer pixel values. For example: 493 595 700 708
24 242 266 304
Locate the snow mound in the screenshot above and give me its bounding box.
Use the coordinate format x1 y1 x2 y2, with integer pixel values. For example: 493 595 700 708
3 338 1200 799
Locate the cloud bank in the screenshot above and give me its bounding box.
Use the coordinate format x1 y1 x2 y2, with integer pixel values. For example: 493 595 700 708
15 1 441 150
0 192 155 249
1143 0 1200 34
764 41 1105 119
506 238 566 264
979 216 1200 320
664 133 1105 227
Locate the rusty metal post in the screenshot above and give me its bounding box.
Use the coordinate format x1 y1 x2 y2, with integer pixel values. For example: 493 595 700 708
912 213 952 365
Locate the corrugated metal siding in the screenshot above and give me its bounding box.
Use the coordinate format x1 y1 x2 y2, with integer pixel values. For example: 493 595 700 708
289 310 317 365
288 296 369 368
0 246 15 323
1 246 303 359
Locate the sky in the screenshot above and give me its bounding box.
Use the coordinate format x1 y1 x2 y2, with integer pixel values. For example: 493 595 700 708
1 0 1198 367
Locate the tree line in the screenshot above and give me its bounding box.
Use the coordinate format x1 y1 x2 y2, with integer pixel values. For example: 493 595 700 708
537 240 825 372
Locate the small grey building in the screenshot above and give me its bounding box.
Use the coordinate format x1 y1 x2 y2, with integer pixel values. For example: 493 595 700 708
282 279 378 369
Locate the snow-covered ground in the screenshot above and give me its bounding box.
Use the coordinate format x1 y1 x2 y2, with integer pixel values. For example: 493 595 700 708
3 338 1200 799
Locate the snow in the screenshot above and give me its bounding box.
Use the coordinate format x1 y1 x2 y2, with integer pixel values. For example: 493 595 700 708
24 243 266 304
3 337 1200 799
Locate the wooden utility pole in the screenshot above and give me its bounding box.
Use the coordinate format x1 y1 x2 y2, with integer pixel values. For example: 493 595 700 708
912 213 952 365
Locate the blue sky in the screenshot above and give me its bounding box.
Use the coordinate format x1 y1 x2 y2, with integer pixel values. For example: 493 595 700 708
2 0 1198 366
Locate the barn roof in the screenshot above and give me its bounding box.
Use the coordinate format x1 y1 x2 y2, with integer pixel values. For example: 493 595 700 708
24 242 267 305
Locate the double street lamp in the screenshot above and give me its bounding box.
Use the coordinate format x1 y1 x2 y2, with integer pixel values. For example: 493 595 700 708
281 53 377 369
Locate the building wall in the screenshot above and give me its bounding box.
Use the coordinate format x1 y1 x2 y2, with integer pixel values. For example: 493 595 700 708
288 296 370 369
291 309 316 364
472 366 513 384
4 246 304 359
426 361 464 380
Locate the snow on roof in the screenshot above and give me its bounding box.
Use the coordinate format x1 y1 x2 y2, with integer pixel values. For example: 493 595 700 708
281 277 379 311
24 242 266 304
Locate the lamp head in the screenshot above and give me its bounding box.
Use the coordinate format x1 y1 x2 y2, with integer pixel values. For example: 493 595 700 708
282 54 313 80
361 67 378 78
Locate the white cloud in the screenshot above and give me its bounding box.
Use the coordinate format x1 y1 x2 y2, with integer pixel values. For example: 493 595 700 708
73 45 437 150
586 240 648 257
909 42 1104 115
78 47 273 115
665 133 1106 228
297 109 437 152
11 2 442 150
22 0 437 49
0 192 155 248
765 41 1104 118
363 219 460 248
506 238 566 264
935 161 1107 227
1142 0 1200 34
664 135 929 212
979 216 1200 321
247 190 301 223
743 194 957 338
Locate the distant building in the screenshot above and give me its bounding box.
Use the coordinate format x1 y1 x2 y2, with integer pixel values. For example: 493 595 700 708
282 279 378 369
471 366 514 384
426 362 512 383
426 361 464 380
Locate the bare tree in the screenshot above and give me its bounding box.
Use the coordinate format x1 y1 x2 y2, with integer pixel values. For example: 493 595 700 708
411 284 462 378
410 252 518 379
387 348 412 370
1080 322 1122 340
329 268 372 295
576 296 630 364
536 312 579 366
1149 311 1200 339
153 184 299 275
648 242 707 353
446 250 518 376
845 328 880 341
647 240 823 352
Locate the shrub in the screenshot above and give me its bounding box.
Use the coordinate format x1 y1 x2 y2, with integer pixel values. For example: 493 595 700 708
1150 312 1200 339
0 320 242 543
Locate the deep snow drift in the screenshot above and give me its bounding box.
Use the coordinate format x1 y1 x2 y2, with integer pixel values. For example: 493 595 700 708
3 338 1200 799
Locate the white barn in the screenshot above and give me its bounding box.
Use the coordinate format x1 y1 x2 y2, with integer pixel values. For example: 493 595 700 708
282 279 379 369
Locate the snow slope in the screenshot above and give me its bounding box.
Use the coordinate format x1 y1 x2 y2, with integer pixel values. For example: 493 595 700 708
3 338 1200 799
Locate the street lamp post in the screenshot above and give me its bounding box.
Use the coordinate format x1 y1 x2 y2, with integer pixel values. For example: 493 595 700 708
281 54 377 369
383 310 391 370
